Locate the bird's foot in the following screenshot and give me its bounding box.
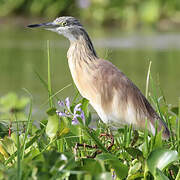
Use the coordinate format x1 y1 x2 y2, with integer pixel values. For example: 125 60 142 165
74 133 114 158
99 133 114 150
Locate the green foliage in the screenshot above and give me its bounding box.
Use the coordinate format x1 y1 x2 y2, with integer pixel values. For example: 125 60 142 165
0 92 29 114
1 0 180 28
0 46 179 179
96 153 128 179
46 112 59 139
0 91 179 179
146 149 179 178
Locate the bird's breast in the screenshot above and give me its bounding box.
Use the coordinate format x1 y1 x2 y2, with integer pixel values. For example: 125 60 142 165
67 57 133 126
68 57 141 126
68 56 99 104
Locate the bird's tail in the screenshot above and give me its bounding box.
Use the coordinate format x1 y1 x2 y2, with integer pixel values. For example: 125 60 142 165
151 117 170 139
161 120 170 139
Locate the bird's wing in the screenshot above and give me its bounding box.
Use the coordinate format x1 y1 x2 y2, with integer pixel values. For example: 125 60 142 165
96 59 169 138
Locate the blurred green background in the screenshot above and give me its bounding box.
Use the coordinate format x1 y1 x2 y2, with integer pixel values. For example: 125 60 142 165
0 0 180 28
0 0 180 114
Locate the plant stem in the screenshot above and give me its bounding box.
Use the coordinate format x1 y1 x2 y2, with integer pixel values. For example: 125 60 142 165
15 113 21 180
175 168 180 180
178 98 180 155
21 89 32 160
47 40 53 108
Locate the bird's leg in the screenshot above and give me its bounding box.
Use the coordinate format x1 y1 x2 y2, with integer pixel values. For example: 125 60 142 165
75 142 98 149
74 142 101 158
86 132 114 158
99 125 114 150
99 132 114 150
86 150 102 158
74 126 114 158
74 130 114 158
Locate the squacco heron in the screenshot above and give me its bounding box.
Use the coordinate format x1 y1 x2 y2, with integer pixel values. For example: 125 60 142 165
28 16 170 139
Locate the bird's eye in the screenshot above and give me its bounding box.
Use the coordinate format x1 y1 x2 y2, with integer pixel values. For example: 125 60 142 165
62 22 67 26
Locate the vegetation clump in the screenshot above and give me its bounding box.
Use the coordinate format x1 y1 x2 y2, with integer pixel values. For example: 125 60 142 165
0 45 179 179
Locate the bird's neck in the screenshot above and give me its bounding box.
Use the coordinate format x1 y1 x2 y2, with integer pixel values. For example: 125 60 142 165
67 31 98 62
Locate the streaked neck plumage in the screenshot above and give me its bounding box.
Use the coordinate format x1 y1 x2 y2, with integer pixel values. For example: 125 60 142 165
67 28 98 62
66 27 99 101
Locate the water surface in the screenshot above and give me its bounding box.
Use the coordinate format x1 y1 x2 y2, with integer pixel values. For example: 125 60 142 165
0 25 180 117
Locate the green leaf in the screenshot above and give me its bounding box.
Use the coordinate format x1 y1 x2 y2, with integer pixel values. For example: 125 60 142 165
154 168 169 180
46 107 57 116
127 172 144 180
125 147 143 158
110 160 128 179
5 131 42 165
47 40 53 108
24 148 43 162
96 153 128 179
81 98 91 126
46 114 59 139
95 173 112 180
81 159 103 175
0 143 9 158
128 159 141 176
171 107 178 115
1 136 16 155
96 153 119 161
0 123 8 138
153 130 163 150
146 149 178 177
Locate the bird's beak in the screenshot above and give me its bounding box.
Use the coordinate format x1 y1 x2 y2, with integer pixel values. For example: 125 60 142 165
27 22 59 29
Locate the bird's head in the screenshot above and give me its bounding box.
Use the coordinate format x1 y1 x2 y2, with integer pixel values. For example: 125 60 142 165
28 16 97 57
27 16 83 41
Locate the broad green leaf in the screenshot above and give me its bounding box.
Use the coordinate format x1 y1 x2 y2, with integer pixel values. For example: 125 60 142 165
80 159 103 175
24 148 43 162
154 168 169 180
96 153 128 179
0 144 9 158
127 172 144 180
5 131 42 165
95 173 112 180
0 123 8 138
146 148 178 177
171 107 178 115
128 159 141 176
58 128 69 136
109 160 128 179
1 136 16 155
46 114 59 139
46 107 57 116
